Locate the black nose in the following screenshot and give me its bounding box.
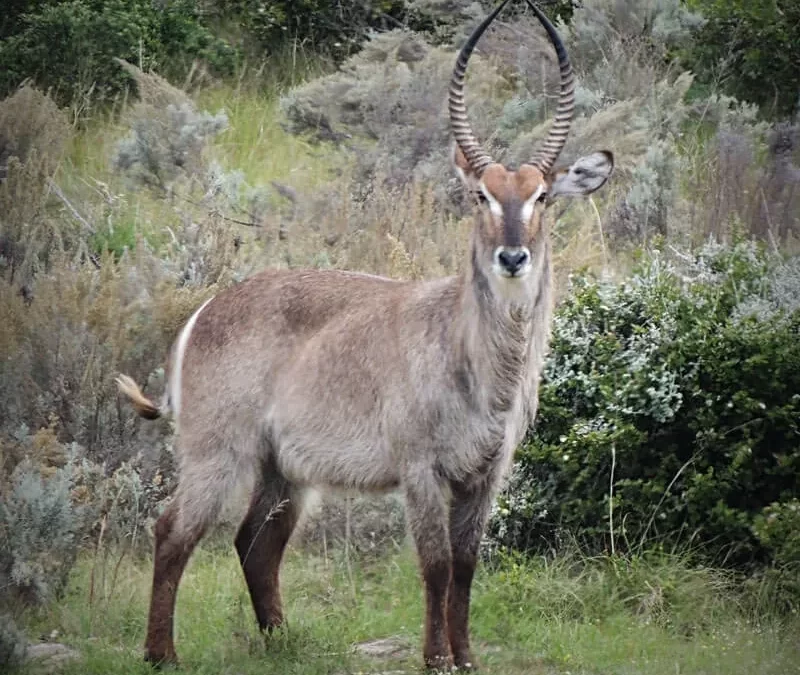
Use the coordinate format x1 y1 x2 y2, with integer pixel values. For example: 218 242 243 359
497 248 530 275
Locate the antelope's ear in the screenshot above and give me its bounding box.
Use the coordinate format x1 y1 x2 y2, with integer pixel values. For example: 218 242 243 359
452 142 481 194
548 150 614 200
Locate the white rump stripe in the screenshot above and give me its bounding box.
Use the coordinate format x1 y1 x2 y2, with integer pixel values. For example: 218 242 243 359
171 296 214 418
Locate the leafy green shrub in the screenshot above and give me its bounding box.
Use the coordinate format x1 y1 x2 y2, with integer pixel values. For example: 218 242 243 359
753 500 800 569
490 242 800 570
0 0 237 114
747 497 800 615
213 0 412 60
683 0 800 119
0 460 83 604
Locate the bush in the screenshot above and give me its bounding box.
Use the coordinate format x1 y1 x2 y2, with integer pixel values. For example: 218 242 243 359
113 64 230 194
0 82 245 470
0 0 237 115
0 460 83 604
280 28 510 214
0 84 71 289
0 614 27 670
490 241 800 570
212 0 410 61
753 499 800 569
683 0 800 119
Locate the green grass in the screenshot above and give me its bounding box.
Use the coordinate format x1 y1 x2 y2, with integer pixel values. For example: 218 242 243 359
196 87 347 191
51 80 348 261
16 544 800 675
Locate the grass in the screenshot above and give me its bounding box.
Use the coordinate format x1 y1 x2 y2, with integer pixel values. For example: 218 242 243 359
196 86 347 191
16 542 800 675
49 76 350 267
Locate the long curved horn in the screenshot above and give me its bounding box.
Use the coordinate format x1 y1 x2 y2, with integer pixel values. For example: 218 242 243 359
525 0 575 173
448 0 511 177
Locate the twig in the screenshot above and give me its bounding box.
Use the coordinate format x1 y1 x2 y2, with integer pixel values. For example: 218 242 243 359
638 454 698 551
108 545 128 604
344 495 356 600
589 195 608 272
177 192 263 228
609 442 616 556
241 499 289 566
48 180 95 234
88 514 108 607
759 187 780 254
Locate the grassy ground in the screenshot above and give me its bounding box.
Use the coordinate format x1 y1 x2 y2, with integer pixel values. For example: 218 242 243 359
17 542 800 675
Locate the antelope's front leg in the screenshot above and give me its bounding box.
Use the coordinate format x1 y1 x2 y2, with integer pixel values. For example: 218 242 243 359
447 479 496 670
404 469 453 671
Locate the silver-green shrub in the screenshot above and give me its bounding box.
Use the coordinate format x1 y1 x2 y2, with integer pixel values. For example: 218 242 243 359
0 613 27 670
0 459 83 604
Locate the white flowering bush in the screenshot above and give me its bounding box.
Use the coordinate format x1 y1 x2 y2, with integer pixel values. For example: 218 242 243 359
490 241 800 572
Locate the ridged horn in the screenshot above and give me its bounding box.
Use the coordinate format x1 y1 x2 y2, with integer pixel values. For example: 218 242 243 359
525 0 575 173
448 0 511 177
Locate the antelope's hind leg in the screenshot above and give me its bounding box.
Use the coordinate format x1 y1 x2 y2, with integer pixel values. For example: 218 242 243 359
144 436 241 666
235 469 301 633
144 493 210 665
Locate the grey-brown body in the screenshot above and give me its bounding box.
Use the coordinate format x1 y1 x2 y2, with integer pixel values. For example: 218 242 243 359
116 1 614 670
179 237 550 509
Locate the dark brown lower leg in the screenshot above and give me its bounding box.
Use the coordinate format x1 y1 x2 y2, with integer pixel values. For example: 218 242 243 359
234 481 299 632
144 502 206 665
447 481 494 670
405 473 453 670
422 558 453 670
447 553 478 669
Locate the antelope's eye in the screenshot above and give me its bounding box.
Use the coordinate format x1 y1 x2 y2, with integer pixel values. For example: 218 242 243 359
536 191 548 203
475 191 488 204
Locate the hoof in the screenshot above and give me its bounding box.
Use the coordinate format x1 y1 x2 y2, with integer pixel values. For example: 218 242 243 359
425 653 455 672
453 651 478 670
144 650 178 669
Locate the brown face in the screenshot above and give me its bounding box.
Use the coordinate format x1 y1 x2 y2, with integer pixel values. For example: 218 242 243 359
453 144 615 285
473 163 549 279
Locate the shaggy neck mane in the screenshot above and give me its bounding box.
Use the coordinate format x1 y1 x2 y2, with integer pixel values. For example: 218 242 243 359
450 234 541 417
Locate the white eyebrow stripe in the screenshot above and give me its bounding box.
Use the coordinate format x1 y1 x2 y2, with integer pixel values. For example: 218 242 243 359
521 184 544 223
479 183 504 217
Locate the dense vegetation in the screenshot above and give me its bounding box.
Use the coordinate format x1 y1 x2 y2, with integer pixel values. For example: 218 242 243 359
1 0 798 671
492 244 800 575
1 0 798 119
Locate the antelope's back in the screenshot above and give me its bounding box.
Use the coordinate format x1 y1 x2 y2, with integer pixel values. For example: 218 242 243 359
170 267 469 490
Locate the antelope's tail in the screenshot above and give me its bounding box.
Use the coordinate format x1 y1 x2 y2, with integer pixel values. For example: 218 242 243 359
115 374 163 420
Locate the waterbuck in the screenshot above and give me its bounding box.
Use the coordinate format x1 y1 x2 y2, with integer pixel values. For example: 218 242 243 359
116 0 614 669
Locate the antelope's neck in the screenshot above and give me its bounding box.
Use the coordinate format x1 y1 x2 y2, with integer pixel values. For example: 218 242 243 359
454 247 539 417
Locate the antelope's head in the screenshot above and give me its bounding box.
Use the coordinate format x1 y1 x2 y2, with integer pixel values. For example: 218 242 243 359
451 0 613 295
